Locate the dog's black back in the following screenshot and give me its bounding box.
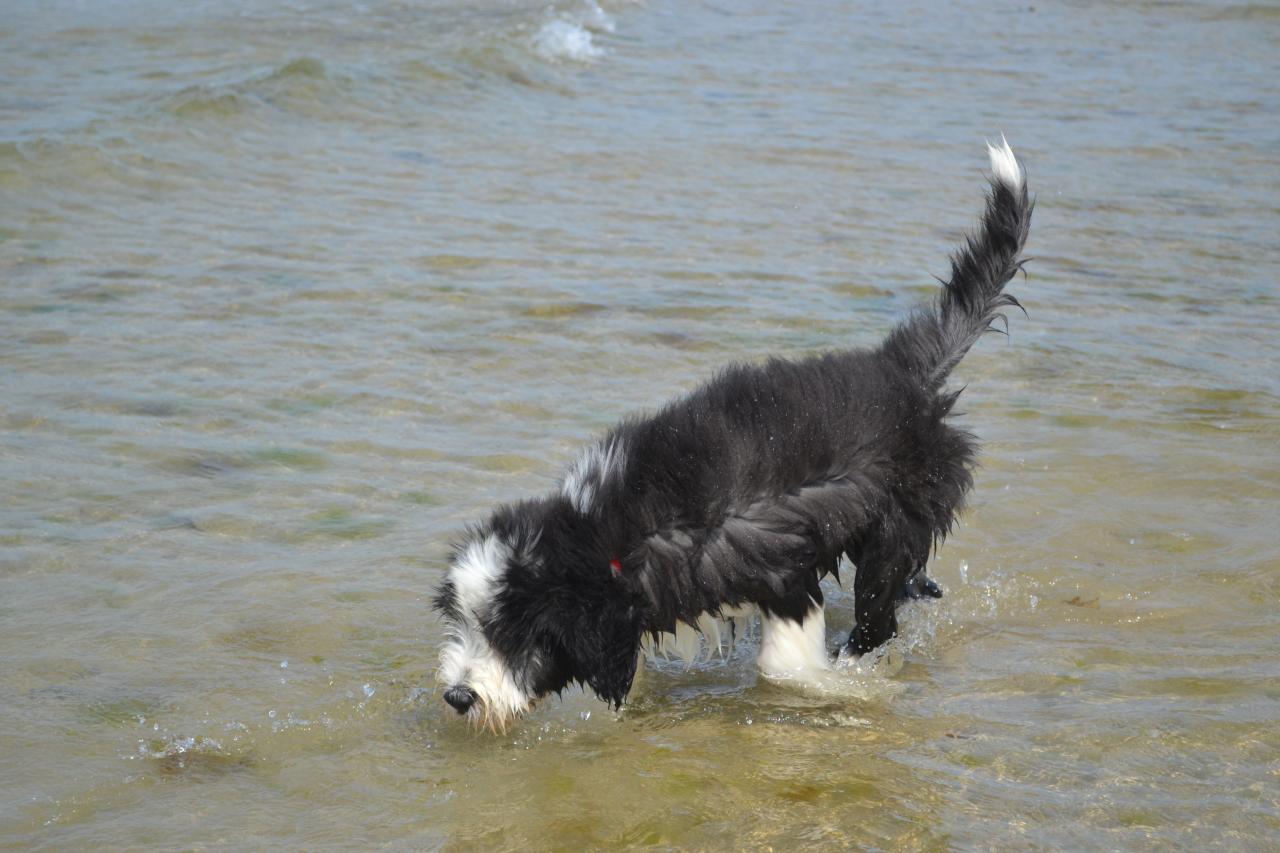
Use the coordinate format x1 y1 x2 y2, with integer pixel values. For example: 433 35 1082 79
570 143 1032 658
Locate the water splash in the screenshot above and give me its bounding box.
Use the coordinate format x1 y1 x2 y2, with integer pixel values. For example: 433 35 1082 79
530 19 604 63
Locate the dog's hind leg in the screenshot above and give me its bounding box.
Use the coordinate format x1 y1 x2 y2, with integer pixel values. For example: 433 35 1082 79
846 579 899 656
897 562 943 601
844 536 919 656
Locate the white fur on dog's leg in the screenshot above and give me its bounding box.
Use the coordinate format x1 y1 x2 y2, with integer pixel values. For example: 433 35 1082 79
757 600 830 678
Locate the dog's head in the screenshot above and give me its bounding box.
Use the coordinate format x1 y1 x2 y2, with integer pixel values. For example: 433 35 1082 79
433 497 643 730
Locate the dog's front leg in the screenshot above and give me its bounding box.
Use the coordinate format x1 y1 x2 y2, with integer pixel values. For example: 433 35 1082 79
756 586 830 677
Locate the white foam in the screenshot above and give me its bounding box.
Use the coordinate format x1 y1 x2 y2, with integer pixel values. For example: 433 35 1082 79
580 0 616 34
531 19 604 63
137 733 224 759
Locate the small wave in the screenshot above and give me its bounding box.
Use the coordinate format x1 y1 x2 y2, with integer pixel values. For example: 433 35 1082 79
265 57 327 82
162 87 251 119
0 136 130 190
158 57 333 120
530 19 605 63
405 2 622 85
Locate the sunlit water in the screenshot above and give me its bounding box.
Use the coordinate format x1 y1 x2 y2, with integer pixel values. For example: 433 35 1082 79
3 0 1278 848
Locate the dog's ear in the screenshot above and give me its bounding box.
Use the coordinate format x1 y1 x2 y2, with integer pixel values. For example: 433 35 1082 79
569 588 642 710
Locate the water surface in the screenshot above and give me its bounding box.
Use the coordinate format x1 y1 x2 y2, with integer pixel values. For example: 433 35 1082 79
3 0 1279 848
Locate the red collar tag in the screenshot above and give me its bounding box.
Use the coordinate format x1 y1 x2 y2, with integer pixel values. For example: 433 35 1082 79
609 557 623 577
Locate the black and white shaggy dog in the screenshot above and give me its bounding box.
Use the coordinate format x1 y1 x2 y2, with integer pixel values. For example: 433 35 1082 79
435 140 1033 729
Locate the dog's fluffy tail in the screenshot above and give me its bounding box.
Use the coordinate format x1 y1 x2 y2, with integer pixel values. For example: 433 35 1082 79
880 138 1033 392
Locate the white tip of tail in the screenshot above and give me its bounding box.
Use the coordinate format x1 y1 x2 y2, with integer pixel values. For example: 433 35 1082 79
986 134 1023 190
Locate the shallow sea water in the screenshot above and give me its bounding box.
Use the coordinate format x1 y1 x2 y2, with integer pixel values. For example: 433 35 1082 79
3 0 1279 849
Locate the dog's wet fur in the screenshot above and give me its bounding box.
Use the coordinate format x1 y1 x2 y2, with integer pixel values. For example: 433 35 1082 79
435 140 1033 729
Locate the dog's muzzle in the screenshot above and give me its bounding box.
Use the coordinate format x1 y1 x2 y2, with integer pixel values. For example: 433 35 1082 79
443 685 477 715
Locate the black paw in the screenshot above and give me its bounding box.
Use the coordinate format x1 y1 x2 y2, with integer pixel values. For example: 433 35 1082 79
845 621 894 657
897 570 943 601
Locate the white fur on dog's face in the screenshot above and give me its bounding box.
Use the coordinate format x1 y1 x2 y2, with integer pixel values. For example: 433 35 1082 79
434 495 642 730
436 533 533 730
